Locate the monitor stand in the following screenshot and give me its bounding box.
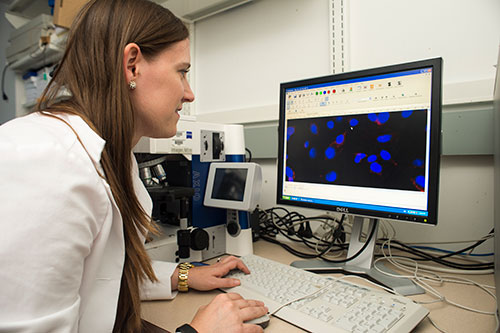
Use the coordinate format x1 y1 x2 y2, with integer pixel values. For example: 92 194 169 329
290 216 424 296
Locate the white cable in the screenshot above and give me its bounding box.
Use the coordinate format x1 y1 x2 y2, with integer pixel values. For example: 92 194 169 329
380 240 494 290
374 238 499 330
271 274 398 317
377 238 495 280
427 316 448 333
340 274 399 296
270 277 343 316
403 234 493 246
386 258 494 276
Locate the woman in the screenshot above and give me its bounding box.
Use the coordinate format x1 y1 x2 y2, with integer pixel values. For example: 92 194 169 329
0 0 267 332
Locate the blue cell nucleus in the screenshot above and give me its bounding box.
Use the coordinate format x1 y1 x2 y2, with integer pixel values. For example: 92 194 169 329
367 155 377 163
336 116 343 122
370 162 382 173
287 127 295 140
380 150 391 160
378 112 390 124
354 153 367 164
368 113 378 122
377 134 392 143
325 147 335 159
286 166 294 180
309 148 317 158
304 141 310 148
416 175 425 188
413 159 424 167
349 118 359 127
327 120 334 129
310 123 318 134
326 171 337 182
336 134 345 145
402 110 413 118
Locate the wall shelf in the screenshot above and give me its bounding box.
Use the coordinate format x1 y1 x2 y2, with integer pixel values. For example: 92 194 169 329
8 0 37 12
9 42 64 73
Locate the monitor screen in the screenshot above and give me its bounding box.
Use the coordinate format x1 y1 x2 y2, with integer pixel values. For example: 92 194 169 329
204 162 262 211
211 168 248 201
276 58 442 225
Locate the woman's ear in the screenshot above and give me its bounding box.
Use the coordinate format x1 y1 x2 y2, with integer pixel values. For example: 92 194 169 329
123 43 142 83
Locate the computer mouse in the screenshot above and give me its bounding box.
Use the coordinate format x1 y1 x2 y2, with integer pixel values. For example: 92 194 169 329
245 314 270 329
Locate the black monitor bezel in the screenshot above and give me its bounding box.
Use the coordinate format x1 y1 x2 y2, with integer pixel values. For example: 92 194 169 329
276 58 442 225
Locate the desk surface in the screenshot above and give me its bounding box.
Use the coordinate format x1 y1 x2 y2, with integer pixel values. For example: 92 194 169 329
141 240 497 332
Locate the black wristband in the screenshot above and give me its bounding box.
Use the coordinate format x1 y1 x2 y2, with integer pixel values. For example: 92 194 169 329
175 323 198 333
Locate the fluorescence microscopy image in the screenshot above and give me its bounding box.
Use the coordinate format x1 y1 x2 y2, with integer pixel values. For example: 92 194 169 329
285 109 427 191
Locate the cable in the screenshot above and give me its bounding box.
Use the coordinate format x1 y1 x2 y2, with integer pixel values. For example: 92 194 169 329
435 228 493 260
427 316 448 333
410 245 493 257
258 207 498 331
245 147 252 162
258 207 494 271
271 274 398 317
259 208 346 254
374 238 499 332
2 63 9 101
378 239 493 270
258 209 344 258
320 220 377 264
258 207 378 265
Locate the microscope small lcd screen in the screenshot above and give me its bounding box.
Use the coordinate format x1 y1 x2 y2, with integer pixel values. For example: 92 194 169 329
211 168 248 201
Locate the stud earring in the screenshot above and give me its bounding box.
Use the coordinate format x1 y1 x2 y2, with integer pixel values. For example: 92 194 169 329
129 80 137 90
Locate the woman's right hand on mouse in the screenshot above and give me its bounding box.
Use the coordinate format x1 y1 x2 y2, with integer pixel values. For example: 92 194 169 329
190 293 268 333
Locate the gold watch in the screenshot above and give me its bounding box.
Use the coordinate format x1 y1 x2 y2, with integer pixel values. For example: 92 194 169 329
177 262 194 292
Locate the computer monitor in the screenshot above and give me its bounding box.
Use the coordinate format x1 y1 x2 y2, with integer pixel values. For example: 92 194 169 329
204 162 262 212
276 58 442 295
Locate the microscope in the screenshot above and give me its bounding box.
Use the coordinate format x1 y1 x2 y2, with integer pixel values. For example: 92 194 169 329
134 117 261 263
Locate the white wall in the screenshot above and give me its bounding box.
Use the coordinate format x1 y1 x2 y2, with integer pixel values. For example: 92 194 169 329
193 0 498 254
348 0 500 104
194 0 331 114
195 0 500 117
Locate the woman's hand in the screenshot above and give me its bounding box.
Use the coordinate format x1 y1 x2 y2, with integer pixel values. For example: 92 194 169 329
187 255 251 291
190 293 268 333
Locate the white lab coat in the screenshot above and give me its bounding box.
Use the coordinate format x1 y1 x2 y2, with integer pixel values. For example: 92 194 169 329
0 112 178 332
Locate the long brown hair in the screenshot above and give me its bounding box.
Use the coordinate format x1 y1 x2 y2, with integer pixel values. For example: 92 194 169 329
36 0 189 331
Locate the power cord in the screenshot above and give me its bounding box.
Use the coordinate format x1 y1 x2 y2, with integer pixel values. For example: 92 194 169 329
2 63 10 101
245 147 252 162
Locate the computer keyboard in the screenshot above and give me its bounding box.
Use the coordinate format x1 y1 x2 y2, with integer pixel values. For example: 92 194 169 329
223 254 429 333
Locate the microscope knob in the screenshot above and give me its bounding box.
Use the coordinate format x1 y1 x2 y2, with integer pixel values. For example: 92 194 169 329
190 228 209 251
226 221 240 236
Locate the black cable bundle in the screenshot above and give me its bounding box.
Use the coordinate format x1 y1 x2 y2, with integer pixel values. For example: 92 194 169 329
257 207 494 271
